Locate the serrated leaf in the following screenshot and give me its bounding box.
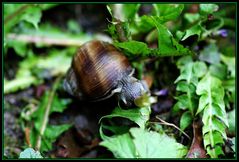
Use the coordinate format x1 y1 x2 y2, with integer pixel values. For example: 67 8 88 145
206 145 224 158
180 111 193 131
196 94 209 115
196 74 228 158
175 62 198 86
99 133 136 158
150 16 193 56
130 128 187 158
19 148 43 158
203 131 224 148
202 117 227 139
100 127 188 158
99 106 150 129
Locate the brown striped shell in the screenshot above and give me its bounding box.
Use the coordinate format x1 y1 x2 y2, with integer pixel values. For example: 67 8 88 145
63 40 133 101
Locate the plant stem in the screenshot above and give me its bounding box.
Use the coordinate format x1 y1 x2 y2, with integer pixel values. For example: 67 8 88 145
7 33 85 47
35 76 62 151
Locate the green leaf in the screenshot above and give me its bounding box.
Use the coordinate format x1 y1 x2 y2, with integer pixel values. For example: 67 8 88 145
209 63 227 80
100 127 188 158
181 24 203 41
4 4 43 35
4 76 40 94
39 124 71 152
176 81 196 93
108 4 140 22
176 55 193 69
196 94 208 114
206 145 224 158
152 4 184 23
180 111 193 131
21 5 42 29
199 4 219 15
151 17 193 56
100 133 136 158
130 128 188 158
4 47 74 94
175 62 198 86
114 40 150 56
202 116 227 139
199 43 221 64
196 74 228 158
133 15 155 33
184 13 200 23
19 148 43 158
193 61 208 78
227 109 235 136
30 91 72 152
100 106 150 129
220 55 235 78
6 40 28 57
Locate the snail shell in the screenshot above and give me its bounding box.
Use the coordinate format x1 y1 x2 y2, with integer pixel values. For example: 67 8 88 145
63 40 148 106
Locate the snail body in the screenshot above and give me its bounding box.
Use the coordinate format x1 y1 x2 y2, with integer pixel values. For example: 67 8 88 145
63 40 148 106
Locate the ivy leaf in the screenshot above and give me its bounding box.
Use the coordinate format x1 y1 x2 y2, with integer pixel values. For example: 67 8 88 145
19 148 43 158
99 106 150 129
199 4 219 15
180 111 193 131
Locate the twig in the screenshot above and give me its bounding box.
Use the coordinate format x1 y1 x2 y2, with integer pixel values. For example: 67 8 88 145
24 127 32 147
7 33 85 47
155 115 191 140
35 76 62 151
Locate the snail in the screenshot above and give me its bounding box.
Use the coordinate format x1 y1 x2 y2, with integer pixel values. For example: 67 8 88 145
63 40 149 107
